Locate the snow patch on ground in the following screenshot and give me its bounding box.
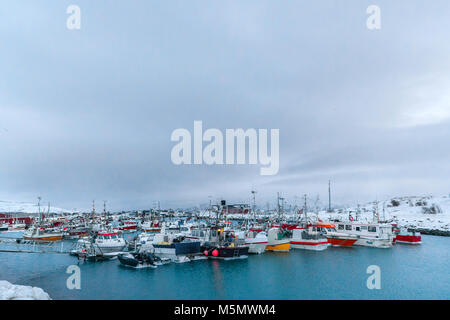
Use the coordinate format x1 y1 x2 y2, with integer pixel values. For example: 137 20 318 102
0 280 51 300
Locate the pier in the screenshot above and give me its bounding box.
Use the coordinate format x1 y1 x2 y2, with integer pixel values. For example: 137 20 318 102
0 238 73 254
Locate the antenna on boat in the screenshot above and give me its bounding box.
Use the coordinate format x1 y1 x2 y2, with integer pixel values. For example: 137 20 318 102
103 200 107 216
303 194 308 222
314 195 320 219
373 201 379 223
277 192 285 224
328 180 332 212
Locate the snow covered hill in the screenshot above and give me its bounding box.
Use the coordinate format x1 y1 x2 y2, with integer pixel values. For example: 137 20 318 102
0 200 71 214
317 195 450 232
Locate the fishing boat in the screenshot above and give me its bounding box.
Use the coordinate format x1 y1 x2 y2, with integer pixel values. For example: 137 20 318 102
23 198 63 241
394 228 422 244
0 223 8 231
289 224 329 251
265 227 291 252
23 226 63 241
335 222 394 248
141 220 161 232
93 230 126 253
118 220 138 232
149 230 202 261
315 221 358 247
235 228 268 254
202 225 249 259
9 223 26 231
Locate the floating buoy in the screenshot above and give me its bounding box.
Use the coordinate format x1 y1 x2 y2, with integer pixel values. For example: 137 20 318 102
212 249 219 257
204 250 208 256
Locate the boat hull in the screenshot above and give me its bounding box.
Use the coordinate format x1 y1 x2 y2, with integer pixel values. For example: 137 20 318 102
153 241 201 256
327 237 357 247
265 241 290 252
142 228 161 232
290 240 329 251
24 234 63 241
95 245 126 253
395 235 421 244
246 241 267 254
207 246 249 259
355 238 392 248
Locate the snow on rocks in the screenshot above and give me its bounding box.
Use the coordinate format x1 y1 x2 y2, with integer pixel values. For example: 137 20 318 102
0 280 51 300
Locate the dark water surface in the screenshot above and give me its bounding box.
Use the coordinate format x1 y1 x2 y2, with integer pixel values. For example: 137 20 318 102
0 234 448 299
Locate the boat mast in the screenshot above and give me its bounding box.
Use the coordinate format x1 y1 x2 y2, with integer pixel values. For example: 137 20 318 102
251 190 257 226
37 196 42 226
276 192 282 225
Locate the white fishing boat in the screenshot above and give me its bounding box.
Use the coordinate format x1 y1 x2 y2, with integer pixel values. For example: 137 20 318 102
94 230 126 253
335 222 394 248
23 226 63 242
235 228 268 254
289 224 330 251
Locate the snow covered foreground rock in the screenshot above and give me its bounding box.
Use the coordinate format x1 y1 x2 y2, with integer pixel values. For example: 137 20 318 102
0 280 51 300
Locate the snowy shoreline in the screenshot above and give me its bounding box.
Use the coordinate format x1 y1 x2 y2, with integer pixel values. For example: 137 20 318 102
0 280 51 300
198 195 450 236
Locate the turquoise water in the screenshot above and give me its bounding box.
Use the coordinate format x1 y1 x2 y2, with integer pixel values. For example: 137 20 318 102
0 234 448 299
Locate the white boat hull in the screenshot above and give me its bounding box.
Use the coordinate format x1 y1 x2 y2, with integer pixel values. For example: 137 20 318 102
354 238 392 248
246 241 267 254
96 245 126 253
290 240 329 251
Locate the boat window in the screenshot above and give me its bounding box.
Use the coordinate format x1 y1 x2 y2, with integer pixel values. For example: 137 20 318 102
368 226 377 232
338 225 344 230
361 226 368 230
356 227 360 231
345 225 352 231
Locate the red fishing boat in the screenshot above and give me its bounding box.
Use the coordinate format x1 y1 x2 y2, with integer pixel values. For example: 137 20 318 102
315 221 358 247
394 229 422 245
118 220 138 232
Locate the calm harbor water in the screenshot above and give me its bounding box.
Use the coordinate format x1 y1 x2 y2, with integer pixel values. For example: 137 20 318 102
0 234 448 299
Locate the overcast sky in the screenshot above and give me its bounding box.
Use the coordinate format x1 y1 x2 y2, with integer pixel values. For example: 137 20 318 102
1 0 449 211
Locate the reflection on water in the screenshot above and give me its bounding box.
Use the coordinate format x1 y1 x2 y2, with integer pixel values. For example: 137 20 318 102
211 260 225 299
